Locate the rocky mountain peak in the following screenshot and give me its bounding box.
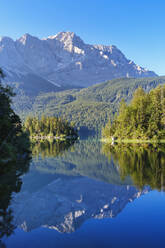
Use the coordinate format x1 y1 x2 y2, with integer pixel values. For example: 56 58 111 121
17 33 39 46
0 36 14 46
51 31 83 42
47 31 85 50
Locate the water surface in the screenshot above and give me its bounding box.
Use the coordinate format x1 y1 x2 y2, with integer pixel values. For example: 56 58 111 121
1 138 165 248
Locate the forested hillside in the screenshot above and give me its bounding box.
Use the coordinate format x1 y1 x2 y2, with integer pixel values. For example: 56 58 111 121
13 76 165 133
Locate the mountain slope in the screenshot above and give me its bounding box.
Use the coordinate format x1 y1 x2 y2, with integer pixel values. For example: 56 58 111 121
14 76 165 132
0 31 157 89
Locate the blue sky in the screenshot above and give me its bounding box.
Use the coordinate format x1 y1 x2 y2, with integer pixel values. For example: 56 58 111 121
0 0 164 75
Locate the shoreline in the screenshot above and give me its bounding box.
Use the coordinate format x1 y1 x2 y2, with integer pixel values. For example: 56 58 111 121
30 135 78 141
101 138 165 144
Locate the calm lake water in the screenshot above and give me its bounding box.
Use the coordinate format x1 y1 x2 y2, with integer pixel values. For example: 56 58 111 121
1 137 165 248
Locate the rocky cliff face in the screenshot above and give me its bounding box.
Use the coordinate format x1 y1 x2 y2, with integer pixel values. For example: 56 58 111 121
11 176 148 233
0 32 157 88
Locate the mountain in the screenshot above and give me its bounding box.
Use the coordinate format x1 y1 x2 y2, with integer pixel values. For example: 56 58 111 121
14 76 165 132
0 31 157 90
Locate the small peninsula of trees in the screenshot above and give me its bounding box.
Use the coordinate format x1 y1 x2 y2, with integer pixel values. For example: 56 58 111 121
24 116 78 139
102 85 165 140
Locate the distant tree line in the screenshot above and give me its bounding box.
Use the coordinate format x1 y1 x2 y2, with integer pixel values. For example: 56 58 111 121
102 86 165 140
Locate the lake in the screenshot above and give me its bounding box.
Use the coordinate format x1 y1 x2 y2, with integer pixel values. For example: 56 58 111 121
1 137 165 248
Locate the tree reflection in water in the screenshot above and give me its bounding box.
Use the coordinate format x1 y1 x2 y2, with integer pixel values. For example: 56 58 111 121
102 143 165 191
31 139 76 158
0 155 31 243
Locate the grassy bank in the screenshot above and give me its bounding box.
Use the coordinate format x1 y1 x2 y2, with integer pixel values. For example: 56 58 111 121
101 138 165 144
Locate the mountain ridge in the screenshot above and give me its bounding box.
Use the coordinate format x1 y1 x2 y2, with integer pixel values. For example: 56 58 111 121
0 31 157 89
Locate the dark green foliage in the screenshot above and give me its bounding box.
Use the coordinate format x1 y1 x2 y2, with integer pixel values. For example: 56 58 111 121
24 115 78 138
13 76 165 133
0 70 31 162
102 85 165 139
